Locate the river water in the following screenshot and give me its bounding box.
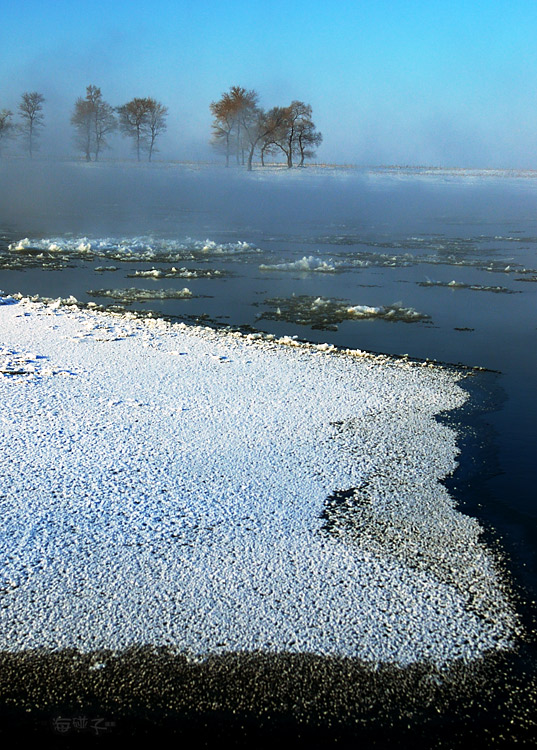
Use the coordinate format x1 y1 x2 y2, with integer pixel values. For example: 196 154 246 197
0 161 536 744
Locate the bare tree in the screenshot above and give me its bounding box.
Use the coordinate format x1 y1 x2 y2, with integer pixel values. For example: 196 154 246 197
18 92 45 158
90 86 116 161
231 87 258 165
278 101 312 168
258 107 291 167
210 93 236 166
240 104 264 171
71 97 93 161
260 133 280 167
71 85 116 162
117 98 149 161
242 106 289 171
295 117 322 166
0 109 14 156
210 86 259 166
265 101 322 168
211 89 322 169
145 99 168 162
117 97 167 161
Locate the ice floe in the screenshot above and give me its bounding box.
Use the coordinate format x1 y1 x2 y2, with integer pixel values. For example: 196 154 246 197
259 255 339 273
0 296 519 665
1 236 260 271
127 266 226 279
258 295 430 330
87 287 194 303
418 280 518 293
3 233 537 283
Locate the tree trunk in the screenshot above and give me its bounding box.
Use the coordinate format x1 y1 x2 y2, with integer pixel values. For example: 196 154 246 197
286 136 293 168
247 144 255 171
286 130 294 168
93 115 98 162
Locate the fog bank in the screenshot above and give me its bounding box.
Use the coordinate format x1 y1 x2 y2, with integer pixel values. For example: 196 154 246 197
2 160 537 241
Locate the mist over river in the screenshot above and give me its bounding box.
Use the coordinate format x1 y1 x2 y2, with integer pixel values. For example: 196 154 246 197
1 160 536 745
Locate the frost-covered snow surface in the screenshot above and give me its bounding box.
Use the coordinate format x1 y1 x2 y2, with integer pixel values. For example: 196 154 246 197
0 298 517 665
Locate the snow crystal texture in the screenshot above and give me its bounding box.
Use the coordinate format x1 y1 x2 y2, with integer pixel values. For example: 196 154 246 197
0 299 517 665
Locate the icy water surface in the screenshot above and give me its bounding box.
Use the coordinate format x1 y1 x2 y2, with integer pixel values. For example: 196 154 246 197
0 161 536 743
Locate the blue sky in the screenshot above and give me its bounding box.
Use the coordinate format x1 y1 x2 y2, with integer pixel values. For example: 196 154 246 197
2 0 537 166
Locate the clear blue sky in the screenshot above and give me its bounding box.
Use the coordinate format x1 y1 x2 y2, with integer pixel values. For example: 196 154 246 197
2 0 537 166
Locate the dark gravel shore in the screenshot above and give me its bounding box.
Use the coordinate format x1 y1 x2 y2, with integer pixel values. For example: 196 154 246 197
0 646 535 747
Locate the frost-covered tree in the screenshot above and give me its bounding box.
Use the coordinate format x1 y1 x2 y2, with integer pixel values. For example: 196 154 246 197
0 109 15 156
117 97 167 161
18 91 45 158
71 85 116 162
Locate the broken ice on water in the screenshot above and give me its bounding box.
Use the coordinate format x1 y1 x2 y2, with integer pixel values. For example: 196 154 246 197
87 287 195 303
257 294 431 330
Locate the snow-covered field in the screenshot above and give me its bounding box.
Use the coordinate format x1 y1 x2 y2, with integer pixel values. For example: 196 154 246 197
0 295 518 666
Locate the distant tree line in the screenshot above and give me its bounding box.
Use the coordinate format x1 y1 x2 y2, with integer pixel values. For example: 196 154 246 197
0 91 45 157
210 86 322 169
0 86 168 162
71 86 168 162
1 84 323 168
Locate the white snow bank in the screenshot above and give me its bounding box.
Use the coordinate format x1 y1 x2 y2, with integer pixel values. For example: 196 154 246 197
0 298 518 665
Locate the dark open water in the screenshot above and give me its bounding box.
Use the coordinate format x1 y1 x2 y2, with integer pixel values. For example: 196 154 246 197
0 161 536 745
